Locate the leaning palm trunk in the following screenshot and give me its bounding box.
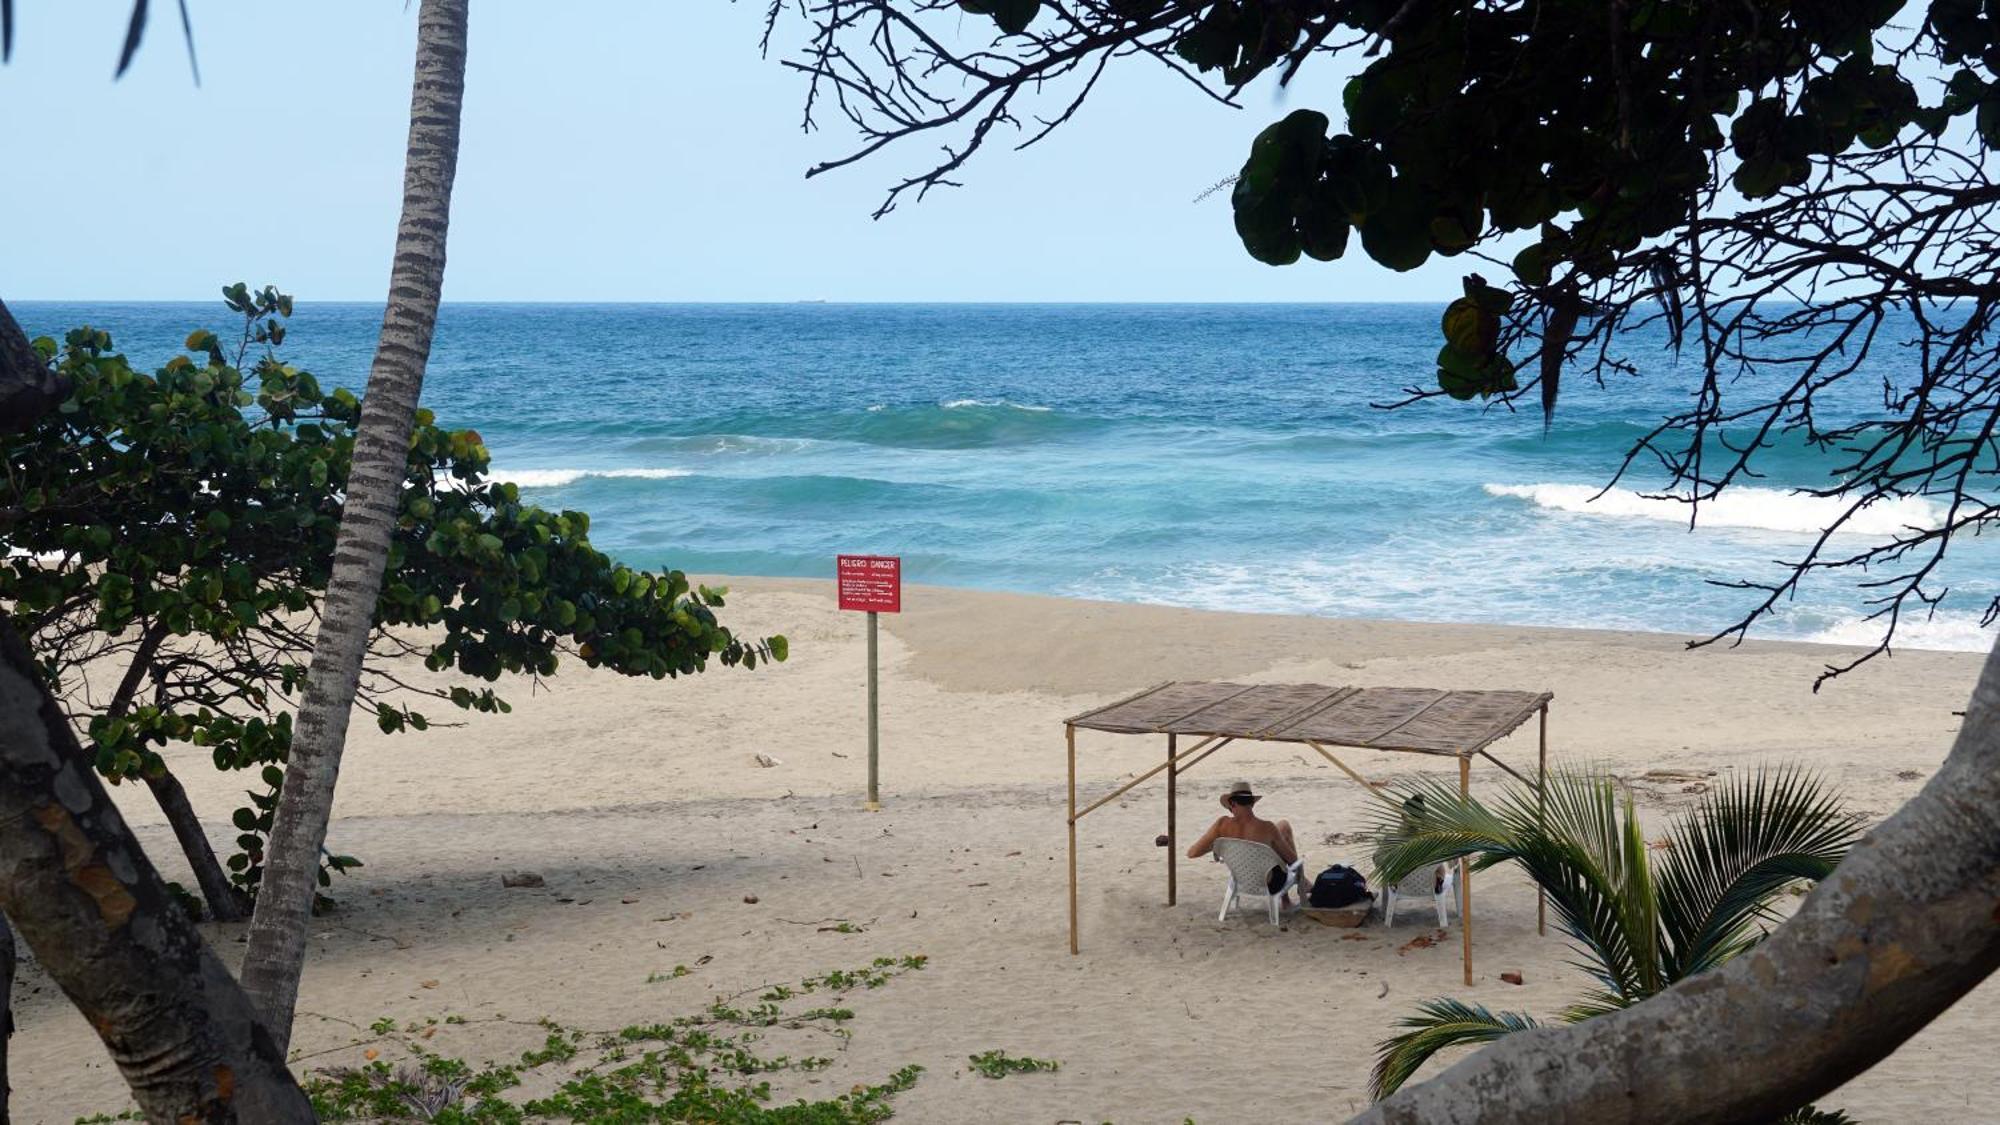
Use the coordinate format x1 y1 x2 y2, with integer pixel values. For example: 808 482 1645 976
240 0 469 1050
1367 765 1859 1102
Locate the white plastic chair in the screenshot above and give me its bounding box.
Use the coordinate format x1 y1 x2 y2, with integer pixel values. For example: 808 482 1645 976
1381 863 1456 928
1211 837 1305 926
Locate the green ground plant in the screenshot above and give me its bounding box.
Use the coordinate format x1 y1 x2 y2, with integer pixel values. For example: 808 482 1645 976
965 1051 1060 1079
283 955 931 1122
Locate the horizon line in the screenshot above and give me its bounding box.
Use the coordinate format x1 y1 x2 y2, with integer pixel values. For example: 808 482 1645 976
9 297 1451 307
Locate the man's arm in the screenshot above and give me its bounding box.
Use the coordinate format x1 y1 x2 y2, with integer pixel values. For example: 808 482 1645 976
1273 819 1302 866
1186 817 1227 859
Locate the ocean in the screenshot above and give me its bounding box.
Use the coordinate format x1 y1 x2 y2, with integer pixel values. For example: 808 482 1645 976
15 301 1996 653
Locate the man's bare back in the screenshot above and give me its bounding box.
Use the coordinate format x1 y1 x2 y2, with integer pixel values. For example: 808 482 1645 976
1185 781 1303 891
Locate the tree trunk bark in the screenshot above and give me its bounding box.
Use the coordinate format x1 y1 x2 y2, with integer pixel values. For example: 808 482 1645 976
1350 638 2000 1124
0 620 312 1121
239 0 469 1052
145 768 252 923
0 300 68 434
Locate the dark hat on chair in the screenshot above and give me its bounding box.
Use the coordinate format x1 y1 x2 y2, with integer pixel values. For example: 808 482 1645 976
1221 780 1261 808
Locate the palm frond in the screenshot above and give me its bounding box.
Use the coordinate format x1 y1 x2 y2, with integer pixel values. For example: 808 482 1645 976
1492 771 1666 1001
1363 776 1518 886
115 0 148 78
1370 998 1542 1101
1557 986 1632 1023
1371 770 1664 1005
1614 784 1665 996
1655 765 1861 979
1505 826 1654 1003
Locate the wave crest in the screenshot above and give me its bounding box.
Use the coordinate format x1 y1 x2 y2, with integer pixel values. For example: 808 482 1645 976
1802 612 1993 652
495 467 691 489
940 398 1053 412
1484 482 1941 536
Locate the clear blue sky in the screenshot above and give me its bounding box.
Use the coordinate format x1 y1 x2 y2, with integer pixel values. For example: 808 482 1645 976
4 2 1474 302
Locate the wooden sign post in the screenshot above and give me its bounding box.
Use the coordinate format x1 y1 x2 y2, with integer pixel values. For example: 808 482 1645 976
836 555 901 809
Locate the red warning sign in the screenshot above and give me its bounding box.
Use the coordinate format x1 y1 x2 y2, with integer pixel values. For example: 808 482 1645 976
836 554 902 613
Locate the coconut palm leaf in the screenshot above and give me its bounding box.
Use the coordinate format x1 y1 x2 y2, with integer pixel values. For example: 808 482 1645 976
1501 815 1657 1003
1557 986 1632 1023
1369 771 1664 1004
1362 775 1516 886
1370 998 1544 1101
1368 763 1857 1116
1654 765 1861 980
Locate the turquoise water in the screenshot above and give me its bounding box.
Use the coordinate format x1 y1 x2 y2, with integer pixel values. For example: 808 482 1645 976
16 301 1996 651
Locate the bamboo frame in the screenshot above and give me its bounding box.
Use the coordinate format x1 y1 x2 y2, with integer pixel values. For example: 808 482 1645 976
1062 683 1552 978
1303 741 1387 795
1072 735 1227 822
1460 755 1474 986
1538 703 1548 937
1166 733 1177 906
1067 723 1078 955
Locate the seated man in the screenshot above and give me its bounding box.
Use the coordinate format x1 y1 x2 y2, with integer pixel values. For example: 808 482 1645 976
1186 780 1304 905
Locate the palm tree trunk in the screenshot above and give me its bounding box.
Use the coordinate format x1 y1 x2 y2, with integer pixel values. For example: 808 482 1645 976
238 0 469 1051
1351 636 2000 1124
0 619 311 1121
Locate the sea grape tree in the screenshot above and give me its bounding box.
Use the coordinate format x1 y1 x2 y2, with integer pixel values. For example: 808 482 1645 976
1 286 786 919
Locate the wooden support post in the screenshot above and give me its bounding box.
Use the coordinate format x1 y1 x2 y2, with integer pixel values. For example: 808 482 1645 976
1067 723 1079 955
1166 733 1178 906
1460 754 1473 986
1538 703 1548 938
865 611 881 810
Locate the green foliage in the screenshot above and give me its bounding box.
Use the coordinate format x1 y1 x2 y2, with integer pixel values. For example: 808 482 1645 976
965 1050 1060 1079
296 955 932 1122
1364 766 1860 1112
1370 999 1542 1103
3 287 785 897
1197 0 1988 410
1434 276 1517 401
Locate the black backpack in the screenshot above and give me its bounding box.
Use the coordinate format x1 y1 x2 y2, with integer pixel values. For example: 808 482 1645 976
1309 864 1371 909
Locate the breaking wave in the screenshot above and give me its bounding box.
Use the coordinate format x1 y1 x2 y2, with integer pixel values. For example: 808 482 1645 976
495 467 692 489
1484 482 1942 536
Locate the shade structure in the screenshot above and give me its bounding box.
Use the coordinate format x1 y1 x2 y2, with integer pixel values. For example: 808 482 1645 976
1063 681 1554 984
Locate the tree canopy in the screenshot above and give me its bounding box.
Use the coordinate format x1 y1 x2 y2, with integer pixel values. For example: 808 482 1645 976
782 0 2000 677
2 286 785 915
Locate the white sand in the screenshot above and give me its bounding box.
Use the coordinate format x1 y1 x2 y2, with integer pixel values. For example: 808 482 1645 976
10 579 1994 1122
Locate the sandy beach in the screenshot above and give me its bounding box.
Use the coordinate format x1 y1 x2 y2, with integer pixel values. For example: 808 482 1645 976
10 578 1993 1123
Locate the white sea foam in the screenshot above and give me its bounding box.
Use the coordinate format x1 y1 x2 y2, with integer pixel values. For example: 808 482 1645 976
1484 482 1942 536
1801 612 1994 653
495 467 691 489
939 398 1054 412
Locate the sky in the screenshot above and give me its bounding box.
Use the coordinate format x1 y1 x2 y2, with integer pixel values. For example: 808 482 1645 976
2 1 1476 302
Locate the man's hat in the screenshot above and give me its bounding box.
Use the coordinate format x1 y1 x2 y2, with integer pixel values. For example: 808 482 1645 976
1221 780 1261 808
